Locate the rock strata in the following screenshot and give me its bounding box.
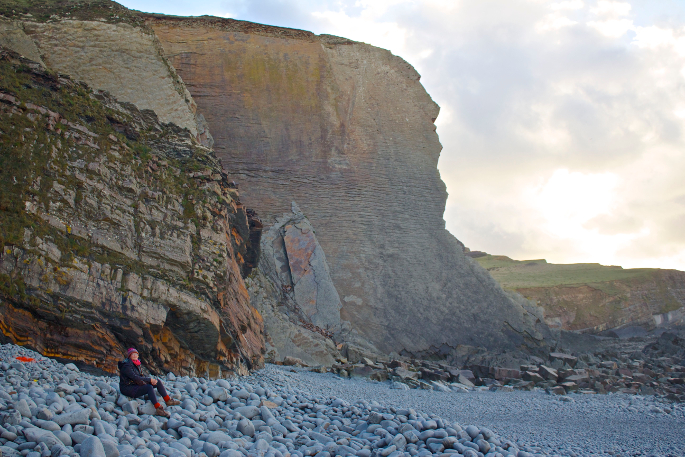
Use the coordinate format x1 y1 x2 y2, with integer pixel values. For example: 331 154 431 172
148 14 551 359
2 3 553 364
0 51 263 376
247 204 381 367
0 2 212 146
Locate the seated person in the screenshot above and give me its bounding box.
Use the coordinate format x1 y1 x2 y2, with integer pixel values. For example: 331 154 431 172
118 348 179 417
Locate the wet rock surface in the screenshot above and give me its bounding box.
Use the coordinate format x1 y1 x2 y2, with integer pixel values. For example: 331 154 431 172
1 343 683 457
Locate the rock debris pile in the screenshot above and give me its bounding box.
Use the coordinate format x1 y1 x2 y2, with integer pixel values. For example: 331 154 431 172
319 333 685 402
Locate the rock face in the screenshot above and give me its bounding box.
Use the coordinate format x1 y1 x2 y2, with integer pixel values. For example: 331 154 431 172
262 203 343 334
149 16 550 358
0 9 212 146
0 50 264 376
0 3 550 363
246 203 381 366
473 254 685 335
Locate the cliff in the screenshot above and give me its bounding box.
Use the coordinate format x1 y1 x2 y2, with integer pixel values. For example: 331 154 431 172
0 50 264 375
472 253 685 334
146 15 550 359
0 1 551 365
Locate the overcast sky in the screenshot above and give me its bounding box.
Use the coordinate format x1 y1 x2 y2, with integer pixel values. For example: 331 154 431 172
121 0 685 270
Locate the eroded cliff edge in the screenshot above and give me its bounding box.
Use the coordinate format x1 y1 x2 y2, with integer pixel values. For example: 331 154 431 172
0 50 264 375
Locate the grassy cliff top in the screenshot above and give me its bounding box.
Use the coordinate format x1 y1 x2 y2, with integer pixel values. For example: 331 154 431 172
472 254 660 289
0 0 141 24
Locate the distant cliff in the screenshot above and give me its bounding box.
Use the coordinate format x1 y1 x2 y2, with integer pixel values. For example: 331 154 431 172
0 0 551 366
472 253 685 334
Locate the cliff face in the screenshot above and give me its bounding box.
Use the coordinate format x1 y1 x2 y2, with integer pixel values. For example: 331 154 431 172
0 51 264 375
473 254 685 334
148 16 549 357
0 1 551 363
0 2 213 146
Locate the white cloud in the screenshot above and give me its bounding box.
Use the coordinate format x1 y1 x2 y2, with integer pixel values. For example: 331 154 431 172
536 13 578 32
587 18 633 37
550 0 584 11
123 0 685 270
527 169 619 238
590 0 631 17
311 8 409 56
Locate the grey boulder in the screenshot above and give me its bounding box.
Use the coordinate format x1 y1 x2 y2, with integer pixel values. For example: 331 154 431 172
54 408 90 426
203 442 220 457
208 388 228 402
14 399 32 418
237 418 255 437
80 436 106 457
102 439 120 457
234 406 259 419
206 431 233 445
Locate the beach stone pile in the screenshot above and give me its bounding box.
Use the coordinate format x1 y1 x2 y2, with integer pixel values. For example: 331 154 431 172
321 335 685 402
0 344 533 457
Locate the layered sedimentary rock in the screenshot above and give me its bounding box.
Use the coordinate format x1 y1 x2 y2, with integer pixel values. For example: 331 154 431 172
0 51 264 375
1 2 550 363
473 253 685 334
0 8 212 145
148 16 550 358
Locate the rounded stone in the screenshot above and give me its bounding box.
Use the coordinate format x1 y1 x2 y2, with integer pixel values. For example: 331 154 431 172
237 418 255 437
464 425 480 440
80 436 106 457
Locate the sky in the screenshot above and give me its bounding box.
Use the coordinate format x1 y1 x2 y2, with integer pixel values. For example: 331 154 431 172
120 0 685 271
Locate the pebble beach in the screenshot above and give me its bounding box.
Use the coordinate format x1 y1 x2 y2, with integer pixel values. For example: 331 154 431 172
1 344 683 457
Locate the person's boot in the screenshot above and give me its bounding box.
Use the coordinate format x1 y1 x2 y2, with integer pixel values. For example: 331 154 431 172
163 395 180 406
155 406 170 418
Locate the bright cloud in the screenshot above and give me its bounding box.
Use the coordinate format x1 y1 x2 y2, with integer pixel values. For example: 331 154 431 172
551 0 585 11
536 13 578 32
590 0 631 17
530 169 619 232
120 0 685 270
587 18 633 37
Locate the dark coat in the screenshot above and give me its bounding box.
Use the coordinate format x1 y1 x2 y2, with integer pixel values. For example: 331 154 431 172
118 358 151 387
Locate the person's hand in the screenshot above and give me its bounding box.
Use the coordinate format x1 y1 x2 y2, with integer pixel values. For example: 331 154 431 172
150 378 158 386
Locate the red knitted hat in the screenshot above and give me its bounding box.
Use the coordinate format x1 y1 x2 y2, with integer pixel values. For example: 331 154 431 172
127 348 138 357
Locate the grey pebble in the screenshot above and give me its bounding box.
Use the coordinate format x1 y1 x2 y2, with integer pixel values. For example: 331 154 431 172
14 399 32 418
80 436 106 457
1 343 684 457
237 418 255 437
235 405 259 419
203 441 220 457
